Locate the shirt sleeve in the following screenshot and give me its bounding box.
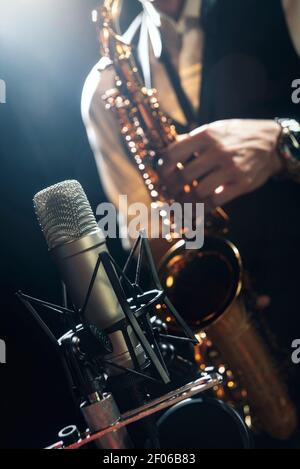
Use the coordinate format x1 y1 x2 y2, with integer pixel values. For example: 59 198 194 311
81 62 154 248
282 0 300 57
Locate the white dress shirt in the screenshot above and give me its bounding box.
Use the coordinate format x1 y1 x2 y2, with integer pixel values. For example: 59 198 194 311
81 0 300 246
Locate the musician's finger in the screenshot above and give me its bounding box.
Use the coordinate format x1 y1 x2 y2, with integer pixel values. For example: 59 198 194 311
195 170 232 200
169 150 220 193
161 125 211 174
208 182 245 208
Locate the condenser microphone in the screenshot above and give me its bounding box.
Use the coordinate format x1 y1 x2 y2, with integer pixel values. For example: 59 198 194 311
33 180 146 374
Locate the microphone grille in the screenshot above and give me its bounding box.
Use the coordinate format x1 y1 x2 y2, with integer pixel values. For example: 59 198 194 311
33 180 100 250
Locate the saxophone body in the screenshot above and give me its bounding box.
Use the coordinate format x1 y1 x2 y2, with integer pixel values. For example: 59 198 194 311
96 0 298 439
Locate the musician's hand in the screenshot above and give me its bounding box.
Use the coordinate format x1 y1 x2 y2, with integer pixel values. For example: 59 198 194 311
160 119 284 207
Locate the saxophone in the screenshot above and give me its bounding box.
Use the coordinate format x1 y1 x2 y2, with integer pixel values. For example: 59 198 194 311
96 0 298 439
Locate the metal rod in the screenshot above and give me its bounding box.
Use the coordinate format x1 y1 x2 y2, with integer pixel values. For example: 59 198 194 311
17 291 75 316
61 374 222 450
103 360 159 383
79 254 102 320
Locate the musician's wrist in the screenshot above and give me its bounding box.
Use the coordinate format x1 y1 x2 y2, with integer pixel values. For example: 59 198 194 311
271 120 286 177
274 118 300 183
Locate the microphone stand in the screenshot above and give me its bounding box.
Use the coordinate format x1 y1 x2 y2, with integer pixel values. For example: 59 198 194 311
16 232 199 449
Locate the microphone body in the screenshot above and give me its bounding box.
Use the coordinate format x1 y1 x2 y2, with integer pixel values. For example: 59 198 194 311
33 180 146 374
52 230 145 372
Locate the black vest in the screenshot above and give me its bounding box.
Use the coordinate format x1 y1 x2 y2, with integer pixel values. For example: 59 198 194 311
197 0 300 352
199 0 300 122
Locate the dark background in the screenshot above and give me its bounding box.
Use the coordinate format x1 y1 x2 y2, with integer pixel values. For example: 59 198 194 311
0 0 126 448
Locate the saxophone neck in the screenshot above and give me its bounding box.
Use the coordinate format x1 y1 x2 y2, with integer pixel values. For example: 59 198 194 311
102 0 123 31
98 0 132 62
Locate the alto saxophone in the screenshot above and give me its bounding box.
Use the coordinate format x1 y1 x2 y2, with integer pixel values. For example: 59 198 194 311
96 0 297 439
